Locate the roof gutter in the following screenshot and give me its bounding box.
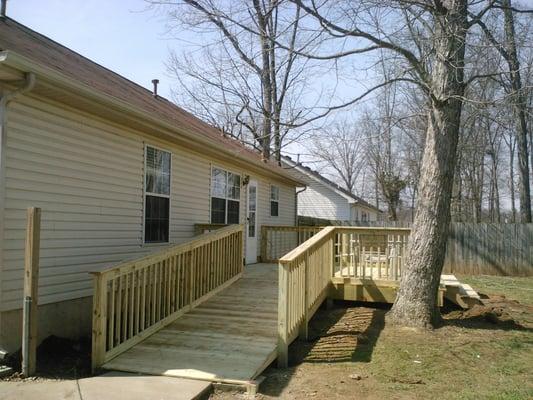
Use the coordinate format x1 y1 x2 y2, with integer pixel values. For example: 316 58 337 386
0 51 302 186
0 72 36 354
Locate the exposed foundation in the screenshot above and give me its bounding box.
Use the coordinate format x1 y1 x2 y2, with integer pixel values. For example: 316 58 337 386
0 296 92 354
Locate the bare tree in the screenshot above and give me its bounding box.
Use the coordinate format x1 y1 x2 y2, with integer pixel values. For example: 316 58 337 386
149 0 331 162
309 119 366 194
287 0 530 328
474 0 532 222
360 80 408 222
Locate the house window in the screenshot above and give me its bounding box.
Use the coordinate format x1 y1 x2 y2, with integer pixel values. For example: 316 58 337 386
361 211 368 222
270 185 279 217
144 146 171 243
211 167 240 224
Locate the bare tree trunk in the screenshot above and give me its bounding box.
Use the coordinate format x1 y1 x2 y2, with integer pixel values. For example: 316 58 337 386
253 0 272 160
389 0 467 328
502 0 531 222
489 150 501 222
509 136 517 222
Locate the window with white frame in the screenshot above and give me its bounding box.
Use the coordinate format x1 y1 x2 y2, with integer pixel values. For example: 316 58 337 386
144 146 171 243
211 167 240 224
361 210 368 222
270 185 279 217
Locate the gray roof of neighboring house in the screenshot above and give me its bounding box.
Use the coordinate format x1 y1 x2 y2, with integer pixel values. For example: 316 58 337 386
281 155 382 212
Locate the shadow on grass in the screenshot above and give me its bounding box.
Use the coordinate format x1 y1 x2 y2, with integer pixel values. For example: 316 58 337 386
261 301 387 397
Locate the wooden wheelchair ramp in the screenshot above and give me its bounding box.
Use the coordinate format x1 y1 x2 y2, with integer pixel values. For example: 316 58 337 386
102 264 279 386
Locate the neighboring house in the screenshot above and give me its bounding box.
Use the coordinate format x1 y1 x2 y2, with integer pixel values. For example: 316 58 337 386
282 156 382 222
0 18 302 353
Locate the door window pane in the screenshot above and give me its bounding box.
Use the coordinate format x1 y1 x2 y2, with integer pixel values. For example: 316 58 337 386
270 185 279 217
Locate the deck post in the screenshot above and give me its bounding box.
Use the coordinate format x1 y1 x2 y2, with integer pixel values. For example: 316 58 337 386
277 262 289 368
259 226 267 262
91 274 107 371
22 207 41 377
298 251 309 341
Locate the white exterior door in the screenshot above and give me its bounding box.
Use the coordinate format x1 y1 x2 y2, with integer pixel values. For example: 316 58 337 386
245 180 258 264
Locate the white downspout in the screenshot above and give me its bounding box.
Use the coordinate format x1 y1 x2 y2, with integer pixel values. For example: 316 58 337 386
0 72 36 357
295 186 307 228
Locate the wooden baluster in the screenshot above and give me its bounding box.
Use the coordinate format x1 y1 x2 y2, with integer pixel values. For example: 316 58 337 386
122 273 128 343
108 278 115 350
129 271 135 339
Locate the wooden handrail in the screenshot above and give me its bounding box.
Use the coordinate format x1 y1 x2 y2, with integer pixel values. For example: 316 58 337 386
194 223 228 236
277 227 335 367
279 226 336 262
91 224 244 370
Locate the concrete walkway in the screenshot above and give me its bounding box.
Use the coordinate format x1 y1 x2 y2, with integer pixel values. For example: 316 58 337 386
0 372 212 400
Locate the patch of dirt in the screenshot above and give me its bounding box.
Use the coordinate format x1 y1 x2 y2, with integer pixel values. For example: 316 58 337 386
2 335 91 381
443 293 533 329
290 305 386 365
211 295 533 400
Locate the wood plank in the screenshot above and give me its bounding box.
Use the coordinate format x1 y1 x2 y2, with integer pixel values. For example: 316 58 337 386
103 263 280 384
22 207 41 377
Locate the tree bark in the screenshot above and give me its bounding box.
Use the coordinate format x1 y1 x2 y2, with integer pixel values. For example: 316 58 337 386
253 0 272 160
388 0 467 328
502 0 531 222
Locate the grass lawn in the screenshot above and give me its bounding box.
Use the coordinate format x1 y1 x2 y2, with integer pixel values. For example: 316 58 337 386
459 275 533 304
212 274 533 400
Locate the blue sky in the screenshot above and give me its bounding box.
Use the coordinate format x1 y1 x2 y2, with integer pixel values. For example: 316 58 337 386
9 0 176 98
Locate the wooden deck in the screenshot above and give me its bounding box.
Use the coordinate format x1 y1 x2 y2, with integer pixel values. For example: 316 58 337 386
102 263 278 386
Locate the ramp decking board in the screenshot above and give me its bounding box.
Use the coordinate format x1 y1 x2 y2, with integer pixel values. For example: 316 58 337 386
103 263 279 385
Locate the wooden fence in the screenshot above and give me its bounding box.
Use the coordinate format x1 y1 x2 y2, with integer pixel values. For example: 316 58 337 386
90 224 244 370
292 221 533 277
443 223 533 276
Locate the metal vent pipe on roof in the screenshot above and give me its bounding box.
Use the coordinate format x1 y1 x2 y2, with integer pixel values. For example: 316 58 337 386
151 79 159 97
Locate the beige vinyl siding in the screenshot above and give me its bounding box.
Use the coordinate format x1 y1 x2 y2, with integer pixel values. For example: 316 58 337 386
1 96 296 310
169 147 210 240
2 99 145 310
255 177 295 257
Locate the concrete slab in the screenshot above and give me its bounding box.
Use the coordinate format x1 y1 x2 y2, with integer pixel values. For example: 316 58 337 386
0 380 80 400
78 372 212 400
0 372 212 400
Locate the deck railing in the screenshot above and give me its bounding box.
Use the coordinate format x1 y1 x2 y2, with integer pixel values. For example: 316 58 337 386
90 224 244 370
333 227 410 280
276 226 410 367
260 225 324 263
194 223 228 236
277 227 335 367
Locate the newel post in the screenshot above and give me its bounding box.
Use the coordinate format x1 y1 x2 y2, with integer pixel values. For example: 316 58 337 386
91 273 107 372
277 262 289 368
22 207 41 377
259 226 267 262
